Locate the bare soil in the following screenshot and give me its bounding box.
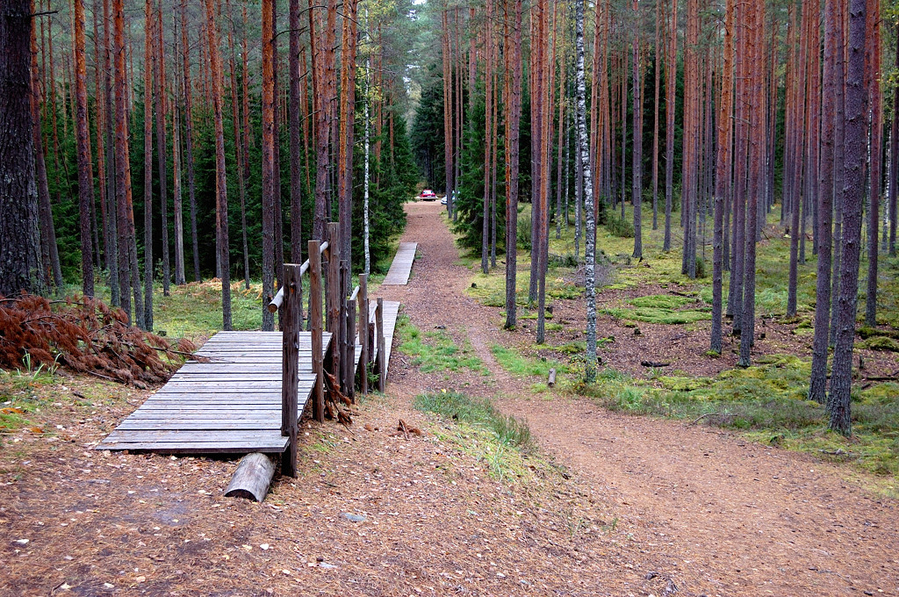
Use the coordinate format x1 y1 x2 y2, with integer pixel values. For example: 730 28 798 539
1 200 897 596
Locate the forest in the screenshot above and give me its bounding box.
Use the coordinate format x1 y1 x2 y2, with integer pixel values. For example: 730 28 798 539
1 0 898 439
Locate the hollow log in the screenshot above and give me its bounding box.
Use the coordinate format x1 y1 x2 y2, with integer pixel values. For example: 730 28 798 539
224 452 276 502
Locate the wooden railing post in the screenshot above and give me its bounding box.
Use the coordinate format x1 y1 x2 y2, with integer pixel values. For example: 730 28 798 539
280 263 301 477
339 259 349 395
327 223 341 383
309 240 325 423
376 297 386 392
358 274 369 395
345 293 356 402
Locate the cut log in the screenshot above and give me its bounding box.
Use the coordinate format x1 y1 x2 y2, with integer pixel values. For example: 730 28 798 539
547 368 557 387
224 452 276 502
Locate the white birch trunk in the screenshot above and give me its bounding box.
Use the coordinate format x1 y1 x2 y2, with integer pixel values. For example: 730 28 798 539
576 0 597 383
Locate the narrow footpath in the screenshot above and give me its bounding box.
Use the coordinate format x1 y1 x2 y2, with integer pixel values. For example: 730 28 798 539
379 200 899 597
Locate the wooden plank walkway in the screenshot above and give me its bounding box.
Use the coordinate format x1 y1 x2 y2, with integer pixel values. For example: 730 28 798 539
98 331 331 454
382 242 418 285
369 301 400 374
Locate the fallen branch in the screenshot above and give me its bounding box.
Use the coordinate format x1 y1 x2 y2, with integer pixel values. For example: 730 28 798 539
690 412 719 425
641 361 670 368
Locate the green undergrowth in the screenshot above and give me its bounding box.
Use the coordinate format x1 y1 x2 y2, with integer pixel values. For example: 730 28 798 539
152 280 263 338
576 356 899 482
415 390 535 481
491 344 567 379
603 292 712 325
396 316 486 375
0 367 133 441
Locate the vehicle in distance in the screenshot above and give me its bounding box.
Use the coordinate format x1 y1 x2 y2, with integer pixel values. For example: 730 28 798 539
420 189 437 200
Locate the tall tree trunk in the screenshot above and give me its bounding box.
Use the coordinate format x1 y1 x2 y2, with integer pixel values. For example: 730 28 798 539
663 0 678 252
171 10 185 286
576 0 598 383
864 0 882 328
483 0 495 275
155 1 170 296
738 0 765 367
890 24 899 257
442 8 454 214
225 1 249 290
172 92 185 286
711 0 734 355
0 0 44 297
681 0 699 278
114 0 144 327
102 0 120 305
204 0 232 330
182 0 200 282
829 0 867 436
262 0 276 331
632 0 643 259
809 0 841 404
289 0 303 264
651 0 661 231
338 0 359 267
555 28 567 241
143 0 154 330
309 0 330 241
504 0 523 331
363 53 371 275
73 0 95 296
829 1 846 347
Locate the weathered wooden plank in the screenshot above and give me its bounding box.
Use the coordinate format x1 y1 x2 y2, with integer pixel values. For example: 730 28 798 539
102 429 290 442
114 420 292 430
98 441 289 454
382 242 418 285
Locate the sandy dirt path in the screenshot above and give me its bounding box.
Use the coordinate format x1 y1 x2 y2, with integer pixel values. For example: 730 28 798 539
379 200 899 597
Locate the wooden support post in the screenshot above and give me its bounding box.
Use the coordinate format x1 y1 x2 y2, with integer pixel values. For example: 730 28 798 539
327 223 341 382
346 294 356 401
376 297 386 392
359 274 369 395
309 240 325 423
339 259 349 395
280 263 301 477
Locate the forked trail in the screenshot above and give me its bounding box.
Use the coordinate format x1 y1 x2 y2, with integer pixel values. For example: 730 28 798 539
380 200 899 597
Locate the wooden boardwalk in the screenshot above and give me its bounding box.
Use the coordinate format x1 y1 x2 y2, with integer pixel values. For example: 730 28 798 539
100 303 400 455
98 332 331 454
372 301 400 370
382 242 418 285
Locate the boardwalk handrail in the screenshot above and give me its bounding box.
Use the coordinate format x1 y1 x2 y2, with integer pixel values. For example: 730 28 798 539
267 240 329 314
271 222 389 476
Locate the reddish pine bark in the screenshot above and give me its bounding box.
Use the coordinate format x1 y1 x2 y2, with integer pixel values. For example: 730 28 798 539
203 0 232 330
181 0 200 282
113 0 144 327
338 0 359 265
154 1 170 296
73 0 95 297
504 0 523 330
143 0 154 330
262 0 276 331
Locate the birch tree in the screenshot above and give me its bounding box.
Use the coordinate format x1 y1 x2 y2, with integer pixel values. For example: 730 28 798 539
575 0 598 383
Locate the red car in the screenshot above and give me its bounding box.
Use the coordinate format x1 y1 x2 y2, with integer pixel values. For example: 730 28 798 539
420 189 437 200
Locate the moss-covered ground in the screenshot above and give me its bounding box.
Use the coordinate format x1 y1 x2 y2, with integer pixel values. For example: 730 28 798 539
462 202 899 488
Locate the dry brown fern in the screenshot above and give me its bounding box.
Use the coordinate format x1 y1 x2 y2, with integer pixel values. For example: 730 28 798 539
0 293 196 386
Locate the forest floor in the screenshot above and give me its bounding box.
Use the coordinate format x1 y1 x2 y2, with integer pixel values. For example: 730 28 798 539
1 200 898 596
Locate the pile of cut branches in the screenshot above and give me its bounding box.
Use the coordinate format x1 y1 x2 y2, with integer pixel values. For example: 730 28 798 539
0 294 196 386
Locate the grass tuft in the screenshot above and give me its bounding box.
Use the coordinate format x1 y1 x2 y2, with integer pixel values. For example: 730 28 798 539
415 391 533 451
